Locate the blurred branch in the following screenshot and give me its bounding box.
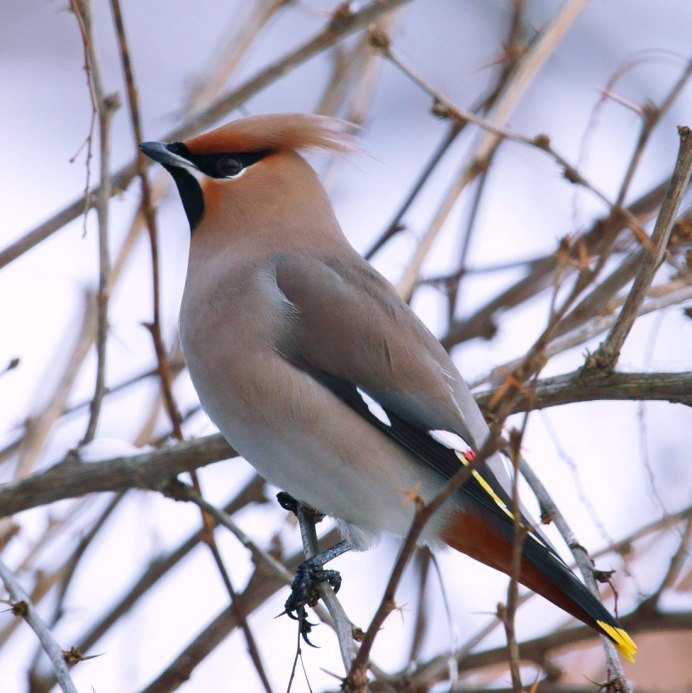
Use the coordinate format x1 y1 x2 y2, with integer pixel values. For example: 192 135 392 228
0 0 411 270
393 0 590 300
471 282 692 390
464 608 690 673
441 177 673 350
408 609 692 689
0 558 78 693
14 292 97 478
637 516 692 613
109 0 183 439
184 0 289 110
9 182 169 476
612 60 692 210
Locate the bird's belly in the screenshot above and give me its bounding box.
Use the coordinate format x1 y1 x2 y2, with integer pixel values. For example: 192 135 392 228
185 343 453 548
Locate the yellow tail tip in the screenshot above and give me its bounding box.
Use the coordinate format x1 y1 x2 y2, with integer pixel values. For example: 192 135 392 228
597 621 637 662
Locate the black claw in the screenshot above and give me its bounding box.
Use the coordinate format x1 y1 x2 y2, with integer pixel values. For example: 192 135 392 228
299 612 319 647
283 563 343 633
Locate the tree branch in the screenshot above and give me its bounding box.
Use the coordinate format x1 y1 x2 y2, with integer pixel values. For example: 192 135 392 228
476 369 692 412
0 435 234 517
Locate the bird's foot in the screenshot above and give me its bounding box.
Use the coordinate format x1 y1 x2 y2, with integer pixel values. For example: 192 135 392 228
284 561 342 645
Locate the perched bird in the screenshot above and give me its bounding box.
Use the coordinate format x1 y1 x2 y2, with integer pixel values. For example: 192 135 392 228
140 113 636 661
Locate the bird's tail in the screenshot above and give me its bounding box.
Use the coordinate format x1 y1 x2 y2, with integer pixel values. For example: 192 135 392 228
442 510 637 662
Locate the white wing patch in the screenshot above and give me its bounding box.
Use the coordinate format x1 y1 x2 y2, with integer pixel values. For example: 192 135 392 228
429 429 470 451
429 428 515 522
356 388 392 427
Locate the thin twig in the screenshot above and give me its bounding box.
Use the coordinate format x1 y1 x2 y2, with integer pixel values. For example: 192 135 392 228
503 427 531 692
587 126 692 370
471 282 692 390
73 0 120 446
0 558 78 693
109 0 183 439
441 177 674 350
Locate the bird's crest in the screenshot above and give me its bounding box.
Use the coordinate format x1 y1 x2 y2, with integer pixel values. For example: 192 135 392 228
185 113 360 156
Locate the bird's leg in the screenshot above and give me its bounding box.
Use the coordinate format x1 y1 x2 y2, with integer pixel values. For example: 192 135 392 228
276 492 352 641
285 540 351 611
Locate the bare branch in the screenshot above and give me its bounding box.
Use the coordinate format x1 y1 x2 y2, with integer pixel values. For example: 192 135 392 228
0 558 78 693
587 126 692 370
475 369 692 412
72 0 120 446
0 434 235 517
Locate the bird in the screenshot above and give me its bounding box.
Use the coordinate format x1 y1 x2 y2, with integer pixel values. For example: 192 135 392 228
140 112 636 662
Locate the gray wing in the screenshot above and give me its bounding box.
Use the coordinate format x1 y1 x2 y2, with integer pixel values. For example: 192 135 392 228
271 251 534 516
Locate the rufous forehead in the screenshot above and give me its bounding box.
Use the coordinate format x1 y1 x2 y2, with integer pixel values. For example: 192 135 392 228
184 127 255 155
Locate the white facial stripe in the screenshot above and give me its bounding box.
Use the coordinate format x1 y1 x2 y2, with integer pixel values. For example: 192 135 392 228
185 165 206 184
356 388 391 427
224 166 248 180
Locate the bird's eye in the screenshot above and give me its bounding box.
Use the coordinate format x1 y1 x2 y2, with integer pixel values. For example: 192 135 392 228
218 156 243 177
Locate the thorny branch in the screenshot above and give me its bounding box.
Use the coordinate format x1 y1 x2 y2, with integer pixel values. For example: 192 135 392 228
0 558 77 693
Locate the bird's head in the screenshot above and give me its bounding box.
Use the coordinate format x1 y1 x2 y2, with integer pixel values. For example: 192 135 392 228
140 113 358 235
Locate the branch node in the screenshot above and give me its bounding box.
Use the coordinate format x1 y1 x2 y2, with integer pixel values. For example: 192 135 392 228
367 24 391 54
533 133 551 149
329 2 353 31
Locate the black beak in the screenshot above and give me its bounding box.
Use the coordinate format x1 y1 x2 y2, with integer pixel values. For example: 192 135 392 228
139 141 189 169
